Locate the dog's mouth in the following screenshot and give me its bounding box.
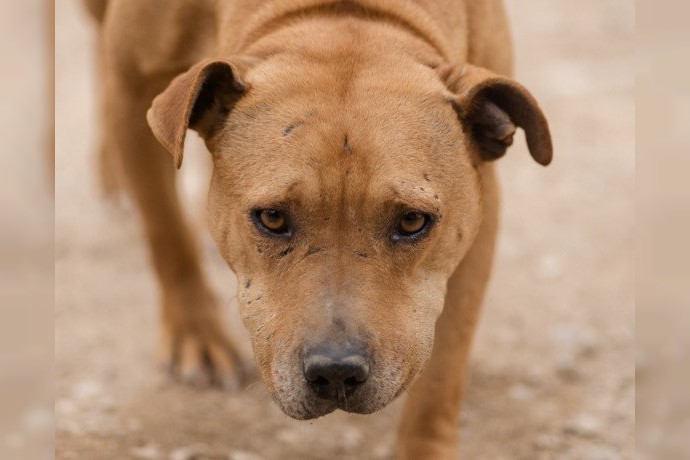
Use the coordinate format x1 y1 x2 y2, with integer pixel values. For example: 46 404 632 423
271 375 410 420
276 394 384 421
271 393 337 421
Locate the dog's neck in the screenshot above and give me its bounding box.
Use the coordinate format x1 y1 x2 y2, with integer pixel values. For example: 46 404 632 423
217 0 454 64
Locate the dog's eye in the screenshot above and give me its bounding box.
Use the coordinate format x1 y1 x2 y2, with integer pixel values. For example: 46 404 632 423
392 211 433 241
253 209 291 236
399 211 427 234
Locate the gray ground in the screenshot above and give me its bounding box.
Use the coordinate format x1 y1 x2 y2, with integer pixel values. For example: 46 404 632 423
55 1 635 458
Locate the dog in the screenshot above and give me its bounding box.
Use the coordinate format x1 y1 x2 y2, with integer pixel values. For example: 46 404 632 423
86 0 552 457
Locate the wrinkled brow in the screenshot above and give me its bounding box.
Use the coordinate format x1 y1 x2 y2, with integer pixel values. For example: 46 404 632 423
377 181 441 214
243 178 306 208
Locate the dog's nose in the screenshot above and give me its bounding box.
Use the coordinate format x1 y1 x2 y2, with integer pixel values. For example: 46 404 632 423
303 350 369 400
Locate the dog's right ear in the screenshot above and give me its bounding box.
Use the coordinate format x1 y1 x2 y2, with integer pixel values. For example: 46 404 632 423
147 58 250 168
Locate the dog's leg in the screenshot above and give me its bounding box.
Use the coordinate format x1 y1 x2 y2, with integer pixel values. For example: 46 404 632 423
397 165 499 459
100 62 247 389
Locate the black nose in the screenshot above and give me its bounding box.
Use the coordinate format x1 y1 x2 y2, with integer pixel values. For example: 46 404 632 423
303 349 370 401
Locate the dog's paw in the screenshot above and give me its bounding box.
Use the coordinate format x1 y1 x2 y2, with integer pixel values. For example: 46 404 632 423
159 290 253 391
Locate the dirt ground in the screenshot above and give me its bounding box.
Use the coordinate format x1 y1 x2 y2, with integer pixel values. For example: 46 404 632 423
55 1 635 458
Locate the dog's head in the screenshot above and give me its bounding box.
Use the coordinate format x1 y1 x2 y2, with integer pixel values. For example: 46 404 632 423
147 54 551 419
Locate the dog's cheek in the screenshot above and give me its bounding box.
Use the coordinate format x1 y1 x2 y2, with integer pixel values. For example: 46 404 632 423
206 170 260 272
369 279 443 391
243 318 274 387
228 276 273 381
270 357 308 416
239 288 308 405
206 181 238 263
399 277 447 373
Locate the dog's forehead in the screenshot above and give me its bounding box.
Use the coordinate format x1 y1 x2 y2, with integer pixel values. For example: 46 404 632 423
216 65 466 209
227 86 461 165
225 105 452 207
234 55 457 146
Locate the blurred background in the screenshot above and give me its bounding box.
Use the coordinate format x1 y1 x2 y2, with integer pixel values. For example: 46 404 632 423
7 0 681 459
0 0 54 459
637 2 690 459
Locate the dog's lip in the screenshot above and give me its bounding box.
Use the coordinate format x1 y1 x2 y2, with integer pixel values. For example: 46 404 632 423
272 391 382 419
271 392 337 420
334 401 381 414
298 406 336 420
316 387 395 415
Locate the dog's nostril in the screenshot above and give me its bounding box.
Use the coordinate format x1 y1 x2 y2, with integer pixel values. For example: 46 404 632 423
343 376 359 387
312 376 329 387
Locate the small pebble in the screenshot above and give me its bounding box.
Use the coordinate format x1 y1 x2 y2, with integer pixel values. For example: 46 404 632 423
72 380 105 400
169 443 209 460
509 383 535 401
339 425 363 451
572 444 621 460
563 413 602 438
55 399 78 416
535 254 564 281
130 442 162 459
127 418 144 432
229 451 264 460
276 428 302 445
533 432 560 450
372 442 393 459
555 359 582 382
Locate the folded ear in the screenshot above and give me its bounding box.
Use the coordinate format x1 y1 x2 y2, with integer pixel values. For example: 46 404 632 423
438 64 553 166
146 58 249 168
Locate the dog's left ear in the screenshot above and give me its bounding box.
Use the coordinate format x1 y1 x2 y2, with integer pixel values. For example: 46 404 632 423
438 64 552 166
147 58 250 168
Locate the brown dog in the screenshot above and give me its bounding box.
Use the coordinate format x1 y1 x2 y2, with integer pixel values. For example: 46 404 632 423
88 0 551 457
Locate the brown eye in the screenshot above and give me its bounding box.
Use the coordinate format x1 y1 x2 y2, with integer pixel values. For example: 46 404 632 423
393 211 433 241
254 209 291 236
399 212 426 234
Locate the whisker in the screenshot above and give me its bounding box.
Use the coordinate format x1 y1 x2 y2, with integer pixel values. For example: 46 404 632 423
341 382 348 410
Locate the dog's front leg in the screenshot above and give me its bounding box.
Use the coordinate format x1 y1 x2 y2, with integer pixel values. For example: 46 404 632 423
101 63 247 390
397 165 499 459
